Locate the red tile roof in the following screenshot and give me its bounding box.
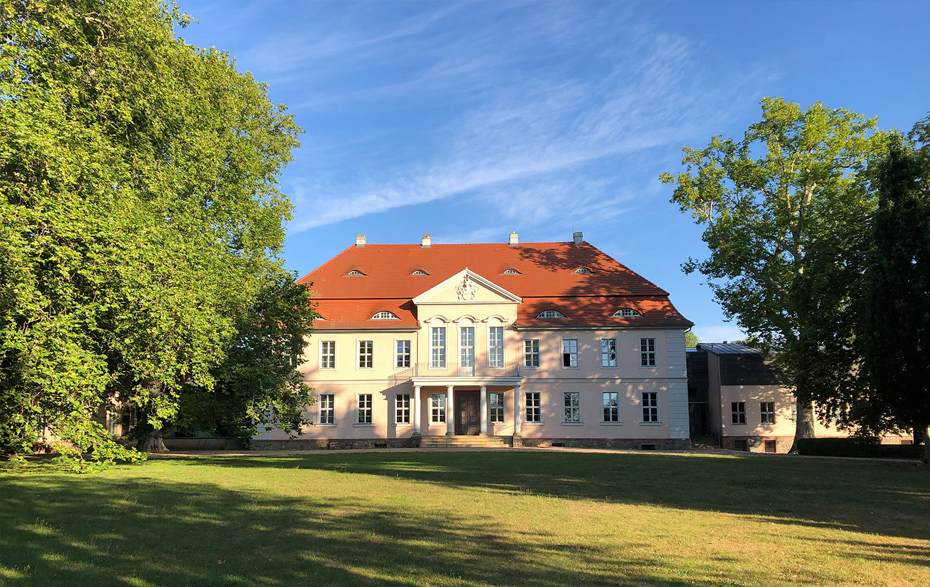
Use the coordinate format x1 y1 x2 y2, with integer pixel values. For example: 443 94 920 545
300 241 692 329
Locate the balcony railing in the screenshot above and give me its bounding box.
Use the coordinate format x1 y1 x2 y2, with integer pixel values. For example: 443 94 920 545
391 362 521 382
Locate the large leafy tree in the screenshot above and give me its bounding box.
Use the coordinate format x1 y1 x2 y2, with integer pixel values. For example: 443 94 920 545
0 0 307 461
860 132 930 464
661 97 885 450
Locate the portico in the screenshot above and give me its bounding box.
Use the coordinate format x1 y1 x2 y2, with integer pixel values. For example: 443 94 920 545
412 377 523 438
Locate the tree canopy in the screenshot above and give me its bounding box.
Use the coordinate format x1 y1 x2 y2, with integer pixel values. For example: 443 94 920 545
661 97 886 447
0 0 312 463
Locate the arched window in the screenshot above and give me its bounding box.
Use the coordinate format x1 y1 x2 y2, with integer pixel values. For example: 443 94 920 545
410 269 429 276
502 268 521 275
613 308 641 318
371 311 400 320
573 267 593 274
347 269 366 277
537 310 566 319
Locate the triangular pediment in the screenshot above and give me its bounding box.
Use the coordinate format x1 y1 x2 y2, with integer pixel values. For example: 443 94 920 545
413 269 522 305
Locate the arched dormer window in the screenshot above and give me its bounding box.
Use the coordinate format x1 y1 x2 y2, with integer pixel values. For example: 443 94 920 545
371 311 400 320
410 269 429 276
613 308 641 318
347 269 366 277
537 310 566 319
573 267 593 274
502 268 521 275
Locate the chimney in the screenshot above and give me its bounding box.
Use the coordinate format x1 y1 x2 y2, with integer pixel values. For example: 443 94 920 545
356 234 366 247
573 231 583 245
422 234 431 248
509 232 519 246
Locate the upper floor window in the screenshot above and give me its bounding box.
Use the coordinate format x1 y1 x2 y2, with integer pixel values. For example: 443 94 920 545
573 267 593 274
562 339 579 368
357 340 373 369
502 268 521 275
488 327 504 368
430 327 446 368
395 340 411 368
524 339 540 368
320 341 336 369
640 338 656 367
346 269 366 277
601 339 617 367
537 310 565 319
460 327 475 368
410 269 429 276
371 311 400 320
613 308 642 318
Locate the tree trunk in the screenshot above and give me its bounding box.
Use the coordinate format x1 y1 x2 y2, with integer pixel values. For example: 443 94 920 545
924 424 930 468
137 434 168 453
789 401 816 454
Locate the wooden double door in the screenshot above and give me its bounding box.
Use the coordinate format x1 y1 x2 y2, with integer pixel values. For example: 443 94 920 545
454 390 480 435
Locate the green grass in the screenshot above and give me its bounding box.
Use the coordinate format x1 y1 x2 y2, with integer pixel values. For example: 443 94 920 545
1 451 928 586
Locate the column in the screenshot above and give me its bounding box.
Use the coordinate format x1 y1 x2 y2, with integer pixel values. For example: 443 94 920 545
480 385 488 435
513 384 522 435
445 385 455 436
413 386 421 435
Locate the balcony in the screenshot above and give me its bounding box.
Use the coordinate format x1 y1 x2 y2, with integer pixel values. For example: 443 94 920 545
391 362 522 383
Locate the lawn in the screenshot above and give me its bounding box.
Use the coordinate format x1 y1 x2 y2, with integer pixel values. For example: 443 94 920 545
1 450 928 587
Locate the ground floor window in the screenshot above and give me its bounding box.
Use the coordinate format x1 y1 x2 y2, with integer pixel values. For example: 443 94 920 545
489 392 505 423
760 402 775 424
731 402 746 424
563 392 580 423
764 439 777 453
525 391 541 423
319 393 334 425
357 394 372 424
642 392 659 423
431 394 446 424
602 392 619 422
396 394 410 425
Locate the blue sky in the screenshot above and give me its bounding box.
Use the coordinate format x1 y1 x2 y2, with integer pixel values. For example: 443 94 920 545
177 0 929 342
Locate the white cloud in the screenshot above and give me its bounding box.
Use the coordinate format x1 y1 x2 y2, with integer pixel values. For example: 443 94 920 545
692 325 746 344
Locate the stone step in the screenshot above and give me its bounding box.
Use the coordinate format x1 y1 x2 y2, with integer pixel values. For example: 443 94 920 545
419 435 513 448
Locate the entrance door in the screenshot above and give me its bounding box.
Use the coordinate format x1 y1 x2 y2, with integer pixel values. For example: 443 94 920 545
454 391 480 435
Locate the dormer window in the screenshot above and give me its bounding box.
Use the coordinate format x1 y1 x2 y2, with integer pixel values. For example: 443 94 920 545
573 267 593 274
410 270 429 276
613 308 642 318
537 310 566 319
347 270 366 277
502 269 521 275
371 311 400 320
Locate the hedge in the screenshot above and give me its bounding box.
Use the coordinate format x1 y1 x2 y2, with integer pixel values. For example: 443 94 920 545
797 437 922 459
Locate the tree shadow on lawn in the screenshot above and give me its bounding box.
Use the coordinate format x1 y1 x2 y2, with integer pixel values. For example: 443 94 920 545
186 451 930 542
2 474 768 587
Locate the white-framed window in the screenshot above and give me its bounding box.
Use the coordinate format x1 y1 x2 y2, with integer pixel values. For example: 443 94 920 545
320 341 336 369
430 327 446 368
460 327 475 367
732 402 746 425
371 311 400 320
563 392 580 423
411 269 429 276
573 267 593 274
642 392 659 423
537 310 565 319
488 326 504 368
640 338 656 367
761 402 775 424
319 393 334 425
347 269 366 277
357 340 373 369
524 339 540 368
602 392 619 422
562 339 579 368
502 268 521 275
490 393 505 423
601 339 617 367
395 340 411 368
357 394 372 424
430 394 446 423
613 308 641 318
396 394 410 425
525 391 541 423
